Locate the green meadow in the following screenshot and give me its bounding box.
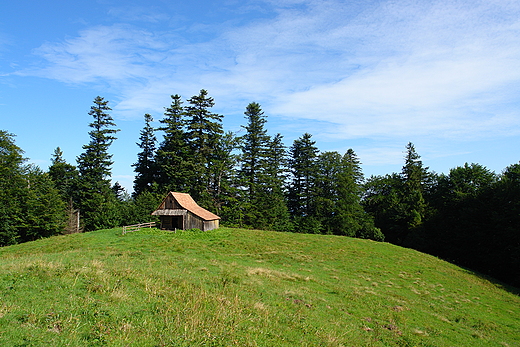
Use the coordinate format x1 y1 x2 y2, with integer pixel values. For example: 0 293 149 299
0 227 518 346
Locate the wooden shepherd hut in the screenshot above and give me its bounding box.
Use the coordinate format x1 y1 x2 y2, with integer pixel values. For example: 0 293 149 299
152 192 220 231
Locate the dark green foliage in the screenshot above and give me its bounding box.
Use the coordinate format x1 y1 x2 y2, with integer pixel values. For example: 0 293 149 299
48 147 79 201
19 166 65 242
150 91 229 214
111 181 127 201
365 153 519 287
78 192 121 231
133 190 162 223
400 142 428 237
133 113 157 196
287 133 319 220
260 134 292 232
335 150 383 241
314 151 343 233
185 90 224 159
315 150 382 240
0 131 26 245
490 164 520 286
239 102 270 202
76 97 119 183
0 132 66 245
237 103 291 231
432 163 497 204
418 163 519 287
184 89 224 206
207 131 240 218
155 95 191 194
75 96 120 231
365 143 428 244
115 190 161 226
286 137 381 239
363 173 404 241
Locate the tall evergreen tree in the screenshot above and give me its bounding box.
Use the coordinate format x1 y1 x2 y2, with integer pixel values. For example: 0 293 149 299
314 151 343 233
287 133 319 217
287 133 320 232
48 147 78 201
48 147 80 234
364 143 429 244
75 96 120 231
313 149 382 240
238 102 292 231
0 131 27 245
399 142 428 242
133 113 158 196
238 102 271 225
155 94 191 193
184 89 224 206
335 150 383 240
260 134 292 232
239 102 270 203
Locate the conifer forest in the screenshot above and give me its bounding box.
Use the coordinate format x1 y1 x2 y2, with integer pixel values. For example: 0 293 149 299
1 91 519 288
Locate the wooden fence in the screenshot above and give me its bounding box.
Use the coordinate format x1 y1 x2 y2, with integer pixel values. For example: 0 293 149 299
122 222 157 235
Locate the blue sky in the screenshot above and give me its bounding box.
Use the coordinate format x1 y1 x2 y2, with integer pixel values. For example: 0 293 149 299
1 0 520 192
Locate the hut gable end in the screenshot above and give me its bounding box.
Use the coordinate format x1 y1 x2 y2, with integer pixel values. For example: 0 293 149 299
159 194 181 210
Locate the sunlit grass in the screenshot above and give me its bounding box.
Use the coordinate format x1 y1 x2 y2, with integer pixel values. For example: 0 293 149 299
0 227 518 346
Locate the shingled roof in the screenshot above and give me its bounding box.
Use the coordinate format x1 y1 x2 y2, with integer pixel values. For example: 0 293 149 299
152 192 220 221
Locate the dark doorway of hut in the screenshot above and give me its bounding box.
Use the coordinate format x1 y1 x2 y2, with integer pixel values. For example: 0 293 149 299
161 216 183 231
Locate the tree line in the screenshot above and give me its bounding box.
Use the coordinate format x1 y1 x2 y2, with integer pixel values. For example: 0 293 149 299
0 91 518 287
364 145 520 287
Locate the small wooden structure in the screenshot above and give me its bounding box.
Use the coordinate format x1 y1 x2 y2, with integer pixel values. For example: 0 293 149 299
122 222 157 235
151 192 220 231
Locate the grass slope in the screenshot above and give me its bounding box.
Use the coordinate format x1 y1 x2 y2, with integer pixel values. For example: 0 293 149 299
0 227 518 346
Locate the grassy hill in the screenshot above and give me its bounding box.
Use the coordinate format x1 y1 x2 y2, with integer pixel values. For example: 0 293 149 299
0 228 518 346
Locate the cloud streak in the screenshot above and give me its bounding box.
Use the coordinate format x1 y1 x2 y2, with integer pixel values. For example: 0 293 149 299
28 24 171 84
21 0 520 144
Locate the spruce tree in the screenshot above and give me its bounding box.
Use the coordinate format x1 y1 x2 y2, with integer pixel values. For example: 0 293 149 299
155 95 191 194
76 96 120 231
239 102 270 202
20 166 66 242
238 102 271 225
48 147 79 201
0 132 68 244
47 147 80 235
0 131 26 245
133 113 158 196
260 133 292 231
314 151 343 233
400 142 428 239
335 149 383 240
287 133 320 232
238 102 291 231
184 89 224 206
237 103 291 230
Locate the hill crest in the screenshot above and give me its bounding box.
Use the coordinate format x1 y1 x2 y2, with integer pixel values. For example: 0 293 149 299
0 227 518 346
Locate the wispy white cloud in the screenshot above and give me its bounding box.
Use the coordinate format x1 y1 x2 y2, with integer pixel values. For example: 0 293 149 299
20 0 520 146
266 0 520 139
24 24 172 84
